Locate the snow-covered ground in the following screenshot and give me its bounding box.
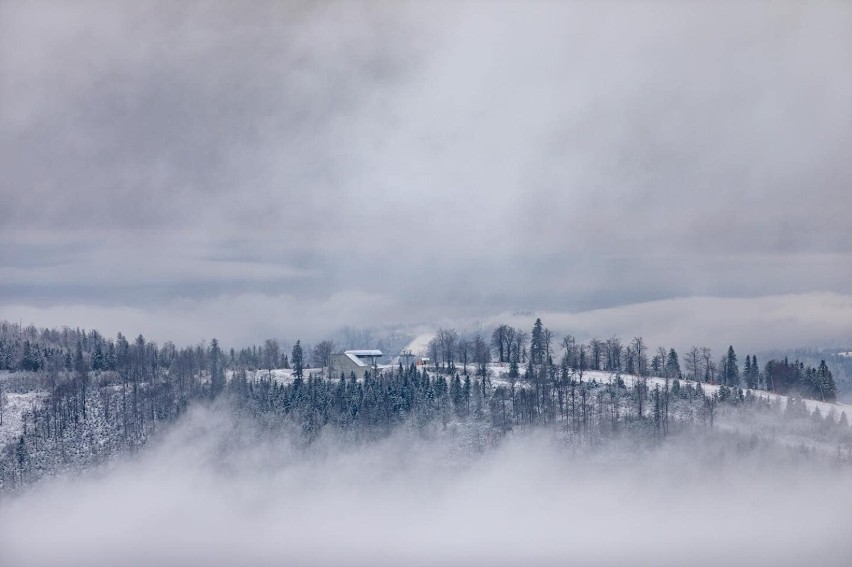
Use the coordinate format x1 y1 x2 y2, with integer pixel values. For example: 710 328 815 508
234 359 852 430
232 368 296 383
521 368 852 425
403 333 434 357
228 365 396 386
445 363 852 427
0 392 45 448
0 371 44 447
577 370 852 425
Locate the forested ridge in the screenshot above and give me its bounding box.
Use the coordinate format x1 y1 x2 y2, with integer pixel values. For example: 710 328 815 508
1 319 849 490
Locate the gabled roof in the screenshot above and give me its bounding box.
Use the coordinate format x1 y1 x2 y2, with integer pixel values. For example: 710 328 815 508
344 352 367 367
344 349 383 357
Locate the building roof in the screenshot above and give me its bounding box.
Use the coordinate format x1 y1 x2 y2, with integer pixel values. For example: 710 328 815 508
344 349 383 357
344 352 367 367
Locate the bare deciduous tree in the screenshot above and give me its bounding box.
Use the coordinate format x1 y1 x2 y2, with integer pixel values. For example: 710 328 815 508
685 347 701 381
472 333 491 377
311 340 336 371
490 325 510 363
456 337 471 373
701 347 714 383
514 330 529 364
631 337 647 377
436 328 458 372
262 339 280 378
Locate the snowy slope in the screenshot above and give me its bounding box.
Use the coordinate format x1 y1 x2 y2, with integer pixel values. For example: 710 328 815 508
0 392 45 448
228 358 851 427
404 333 434 357
579 370 851 425
466 363 852 426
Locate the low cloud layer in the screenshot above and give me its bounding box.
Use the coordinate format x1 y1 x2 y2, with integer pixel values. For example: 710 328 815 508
2 1 851 346
5 291 852 355
2 406 851 566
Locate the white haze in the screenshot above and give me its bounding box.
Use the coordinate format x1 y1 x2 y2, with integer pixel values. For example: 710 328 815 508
2 406 851 567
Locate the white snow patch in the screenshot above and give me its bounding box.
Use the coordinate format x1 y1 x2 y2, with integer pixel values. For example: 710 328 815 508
0 392 46 448
579 370 852 426
404 333 434 357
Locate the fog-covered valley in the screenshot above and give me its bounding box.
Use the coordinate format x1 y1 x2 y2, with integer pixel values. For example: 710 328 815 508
3 401 852 567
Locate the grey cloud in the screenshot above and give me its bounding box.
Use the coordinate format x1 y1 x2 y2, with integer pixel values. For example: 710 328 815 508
1 1 418 230
1 1 851 345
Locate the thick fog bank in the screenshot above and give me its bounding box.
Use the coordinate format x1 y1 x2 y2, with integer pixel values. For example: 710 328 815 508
1 407 851 567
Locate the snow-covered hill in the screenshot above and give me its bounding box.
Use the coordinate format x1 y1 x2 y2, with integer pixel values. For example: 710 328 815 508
482 364 850 425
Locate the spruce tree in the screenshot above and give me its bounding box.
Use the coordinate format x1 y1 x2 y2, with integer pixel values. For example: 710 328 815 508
725 346 739 386
530 318 543 366
292 341 304 379
817 360 837 402
106 341 117 371
666 348 681 379
653 385 661 430
16 435 27 479
75 340 90 419
463 374 472 416
92 342 104 371
450 374 463 415
744 355 758 389
210 338 225 397
508 349 519 378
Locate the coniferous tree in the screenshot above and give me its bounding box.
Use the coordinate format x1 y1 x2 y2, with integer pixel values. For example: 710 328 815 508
450 374 463 415
816 360 837 402
106 341 117 371
508 355 519 379
625 346 636 375
210 338 225 397
74 340 89 420
653 385 662 432
744 356 755 389
530 318 543 366
292 340 304 379
463 374 472 416
666 348 681 379
651 354 662 377
16 436 27 481
724 346 739 386
21 340 40 372
92 341 104 371
751 355 759 388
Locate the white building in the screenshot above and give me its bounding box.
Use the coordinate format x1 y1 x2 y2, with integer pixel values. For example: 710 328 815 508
328 350 383 380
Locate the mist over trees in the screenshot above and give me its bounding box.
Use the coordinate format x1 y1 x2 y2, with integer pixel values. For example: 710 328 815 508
0 318 848 492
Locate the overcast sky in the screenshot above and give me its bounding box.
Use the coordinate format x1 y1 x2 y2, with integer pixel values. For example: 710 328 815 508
2 1 851 350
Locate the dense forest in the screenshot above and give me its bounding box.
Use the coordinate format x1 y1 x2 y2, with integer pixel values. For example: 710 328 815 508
0 319 848 490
